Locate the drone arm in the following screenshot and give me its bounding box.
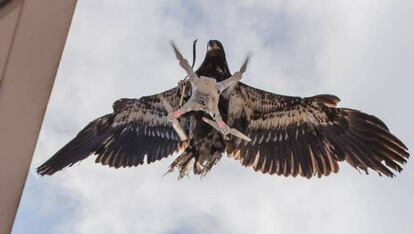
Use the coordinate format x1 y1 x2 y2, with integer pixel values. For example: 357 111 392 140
217 71 242 92
171 41 198 80
202 115 251 142
160 96 190 141
179 59 198 80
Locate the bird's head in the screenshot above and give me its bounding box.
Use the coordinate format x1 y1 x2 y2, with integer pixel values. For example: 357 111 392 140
197 40 231 81
206 40 226 57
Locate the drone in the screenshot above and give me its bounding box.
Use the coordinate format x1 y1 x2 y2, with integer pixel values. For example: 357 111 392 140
162 42 251 142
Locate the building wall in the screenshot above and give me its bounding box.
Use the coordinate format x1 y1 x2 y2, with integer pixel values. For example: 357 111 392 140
0 1 77 233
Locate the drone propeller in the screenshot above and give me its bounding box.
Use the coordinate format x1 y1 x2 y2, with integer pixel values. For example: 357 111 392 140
170 40 184 61
239 53 251 74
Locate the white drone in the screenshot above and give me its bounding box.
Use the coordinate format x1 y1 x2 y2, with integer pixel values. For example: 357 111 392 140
161 41 251 143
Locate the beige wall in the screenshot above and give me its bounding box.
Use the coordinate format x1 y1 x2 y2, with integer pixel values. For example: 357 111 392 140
0 0 21 84
0 1 77 233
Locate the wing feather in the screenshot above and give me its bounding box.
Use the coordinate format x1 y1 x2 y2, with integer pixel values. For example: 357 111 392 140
37 87 187 176
227 82 409 178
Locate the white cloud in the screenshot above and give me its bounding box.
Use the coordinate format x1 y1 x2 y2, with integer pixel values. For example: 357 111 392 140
14 1 414 234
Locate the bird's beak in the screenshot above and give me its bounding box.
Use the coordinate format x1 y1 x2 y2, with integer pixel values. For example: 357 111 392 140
207 40 221 52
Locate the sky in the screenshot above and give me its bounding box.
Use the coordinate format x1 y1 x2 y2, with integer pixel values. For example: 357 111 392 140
12 1 414 233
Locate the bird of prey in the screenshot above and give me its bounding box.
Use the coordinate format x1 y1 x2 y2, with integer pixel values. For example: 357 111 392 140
37 40 409 179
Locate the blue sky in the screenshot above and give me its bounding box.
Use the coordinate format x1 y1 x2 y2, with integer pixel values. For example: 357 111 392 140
13 1 414 233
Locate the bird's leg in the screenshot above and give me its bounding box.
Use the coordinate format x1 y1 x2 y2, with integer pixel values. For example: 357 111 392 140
200 152 222 177
171 41 198 81
164 150 194 179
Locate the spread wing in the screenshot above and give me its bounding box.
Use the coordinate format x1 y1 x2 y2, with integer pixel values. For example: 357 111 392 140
226 82 409 178
37 87 188 176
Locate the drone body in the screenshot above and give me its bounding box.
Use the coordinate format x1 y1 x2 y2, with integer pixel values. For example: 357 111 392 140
38 40 409 178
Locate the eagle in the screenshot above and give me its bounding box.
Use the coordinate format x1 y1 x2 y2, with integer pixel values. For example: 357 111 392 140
37 40 409 179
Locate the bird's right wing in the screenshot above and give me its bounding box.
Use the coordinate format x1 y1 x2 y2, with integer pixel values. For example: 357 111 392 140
37 86 189 176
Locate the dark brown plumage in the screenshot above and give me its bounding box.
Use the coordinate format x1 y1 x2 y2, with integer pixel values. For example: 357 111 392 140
37 40 409 178
226 84 409 177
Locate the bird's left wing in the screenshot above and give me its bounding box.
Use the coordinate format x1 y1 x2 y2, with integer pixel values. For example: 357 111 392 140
37 87 188 176
226 82 409 178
